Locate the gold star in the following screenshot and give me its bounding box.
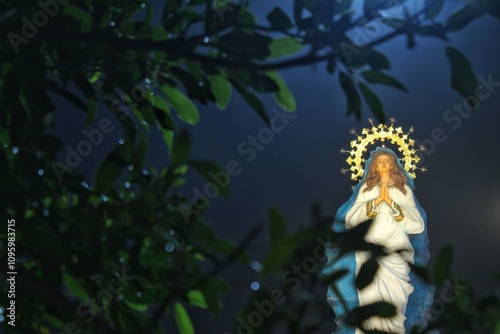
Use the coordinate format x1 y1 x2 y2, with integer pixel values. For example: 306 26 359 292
349 128 356 135
340 168 349 175
389 117 397 124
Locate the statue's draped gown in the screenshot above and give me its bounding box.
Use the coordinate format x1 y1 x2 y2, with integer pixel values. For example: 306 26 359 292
346 183 424 333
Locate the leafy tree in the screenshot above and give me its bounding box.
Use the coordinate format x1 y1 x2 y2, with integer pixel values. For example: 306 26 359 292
1 0 499 333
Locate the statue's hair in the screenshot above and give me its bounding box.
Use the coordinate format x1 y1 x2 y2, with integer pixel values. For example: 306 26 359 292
363 151 408 195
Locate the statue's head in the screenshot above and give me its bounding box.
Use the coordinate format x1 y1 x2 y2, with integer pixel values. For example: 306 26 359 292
363 147 409 194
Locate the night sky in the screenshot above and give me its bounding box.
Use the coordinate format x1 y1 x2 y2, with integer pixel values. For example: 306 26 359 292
53 1 500 332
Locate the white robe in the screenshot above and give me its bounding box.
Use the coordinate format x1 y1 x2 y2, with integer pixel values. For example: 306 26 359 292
345 183 424 333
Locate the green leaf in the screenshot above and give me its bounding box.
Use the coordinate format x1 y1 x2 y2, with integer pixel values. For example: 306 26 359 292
62 271 88 302
267 7 293 30
349 49 391 70
0 127 10 146
266 71 296 111
339 72 361 120
323 269 349 286
161 85 200 125
162 129 175 152
209 75 232 110
446 5 482 32
96 141 135 192
124 301 148 312
171 131 191 165
170 66 211 104
139 103 156 126
361 70 408 92
432 244 453 286
359 82 386 123
261 236 300 273
237 6 258 26
328 283 349 312
346 302 396 325
260 228 317 274
187 290 207 309
150 95 176 130
173 303 194 334
206 238 250 263
268 207 287 248
152 26 169 42
233 83 270 124
188 160 231 197
144 3 153 24
149 93 170 113
120 22 139 35
454 278 473 311
191 220 215 240
211 277 231 295
86 98 98 126
445 46 478 108
63 4 93 34
268 37 303 59
98 11 112 28
121 1 145 20
409 264 429 282
201 282 222 315
355 256 379 290
425 0 445 19
44 314 64 328
366 49 390 70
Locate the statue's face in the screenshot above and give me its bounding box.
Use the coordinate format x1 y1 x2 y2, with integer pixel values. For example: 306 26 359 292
375 154 392 174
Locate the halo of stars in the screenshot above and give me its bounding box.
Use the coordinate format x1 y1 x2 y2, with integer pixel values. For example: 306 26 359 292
341 118 427 180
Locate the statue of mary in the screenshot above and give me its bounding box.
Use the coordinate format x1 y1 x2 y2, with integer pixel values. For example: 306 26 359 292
323 147 434 333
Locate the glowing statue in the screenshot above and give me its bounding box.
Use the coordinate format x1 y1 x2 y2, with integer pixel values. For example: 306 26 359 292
323 122 434 333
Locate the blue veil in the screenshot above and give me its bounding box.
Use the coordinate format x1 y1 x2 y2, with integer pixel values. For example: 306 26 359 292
322 147 434 333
